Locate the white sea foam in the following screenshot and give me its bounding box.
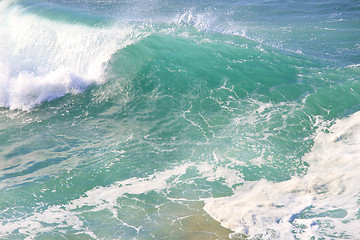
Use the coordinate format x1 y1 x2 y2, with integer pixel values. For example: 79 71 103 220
0 1 138 110
0 158 245 239
0 164 191 239
204 111 360 239
197 161 244 187
345 63 360 69
8 116 360 240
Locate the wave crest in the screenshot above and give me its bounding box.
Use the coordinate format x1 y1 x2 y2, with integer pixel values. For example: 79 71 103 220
0 2 138 110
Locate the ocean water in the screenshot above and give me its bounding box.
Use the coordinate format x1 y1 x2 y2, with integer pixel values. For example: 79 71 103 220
0 0 360 239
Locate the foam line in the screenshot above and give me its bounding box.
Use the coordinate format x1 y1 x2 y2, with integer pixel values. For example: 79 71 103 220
204 111 360 239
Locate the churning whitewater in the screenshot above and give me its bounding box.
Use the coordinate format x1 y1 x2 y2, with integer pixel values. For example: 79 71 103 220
0 0 359 239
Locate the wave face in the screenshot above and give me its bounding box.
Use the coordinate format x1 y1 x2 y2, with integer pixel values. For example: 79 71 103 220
0 0 360 239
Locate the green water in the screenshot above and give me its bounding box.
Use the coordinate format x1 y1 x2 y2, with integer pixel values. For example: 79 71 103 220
1 0 360 239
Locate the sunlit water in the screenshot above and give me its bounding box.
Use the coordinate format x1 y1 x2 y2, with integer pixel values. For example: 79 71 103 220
1 0 360 239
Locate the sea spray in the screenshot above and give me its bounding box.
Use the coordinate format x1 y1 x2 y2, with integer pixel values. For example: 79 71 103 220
0 2 140 110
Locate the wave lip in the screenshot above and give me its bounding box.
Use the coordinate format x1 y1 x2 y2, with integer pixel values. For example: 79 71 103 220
0 2 139 110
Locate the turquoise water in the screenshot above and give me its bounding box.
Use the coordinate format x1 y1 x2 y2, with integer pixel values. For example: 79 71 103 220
1 0 360 239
